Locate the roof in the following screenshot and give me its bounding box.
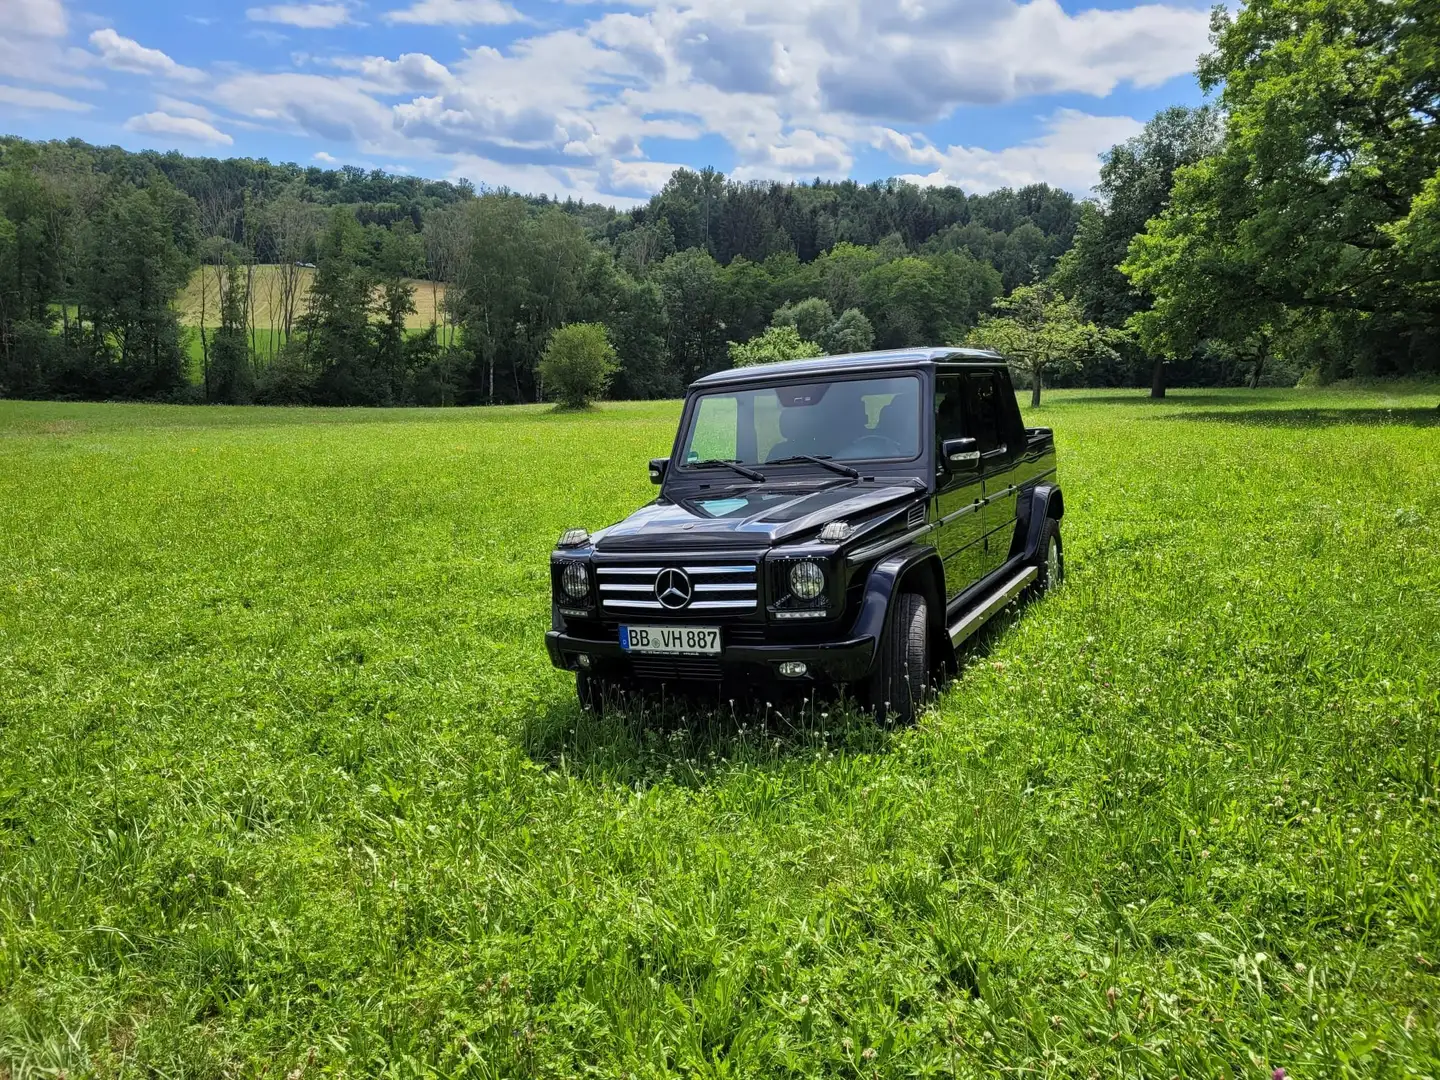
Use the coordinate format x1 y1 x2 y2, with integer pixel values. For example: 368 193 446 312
688 347 1004 390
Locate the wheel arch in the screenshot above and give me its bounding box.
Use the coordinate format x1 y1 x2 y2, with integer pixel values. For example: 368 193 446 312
854 544 952 675
1014 483 1064 563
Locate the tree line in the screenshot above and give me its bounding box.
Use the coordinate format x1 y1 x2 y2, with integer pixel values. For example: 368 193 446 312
1 0 1435 407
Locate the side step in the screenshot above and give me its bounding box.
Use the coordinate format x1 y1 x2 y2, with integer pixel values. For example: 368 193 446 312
948 565 1037 645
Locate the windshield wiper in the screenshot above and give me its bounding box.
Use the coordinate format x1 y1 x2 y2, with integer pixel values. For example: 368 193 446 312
767 454 861 479
691 458 767 482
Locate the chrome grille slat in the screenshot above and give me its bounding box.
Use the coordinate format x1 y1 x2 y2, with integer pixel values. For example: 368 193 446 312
597 559 758 615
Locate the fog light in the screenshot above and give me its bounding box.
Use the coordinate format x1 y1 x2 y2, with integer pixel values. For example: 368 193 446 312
576 653 592 669
779 661 808 678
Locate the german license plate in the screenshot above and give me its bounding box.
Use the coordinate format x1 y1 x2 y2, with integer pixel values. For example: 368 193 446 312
619 624 721 655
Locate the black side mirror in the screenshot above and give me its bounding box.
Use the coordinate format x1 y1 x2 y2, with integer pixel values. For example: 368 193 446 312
941 437 980 471
649 458 669 485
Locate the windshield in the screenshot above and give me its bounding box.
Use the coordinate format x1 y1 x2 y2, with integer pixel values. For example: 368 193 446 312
679 375 922 469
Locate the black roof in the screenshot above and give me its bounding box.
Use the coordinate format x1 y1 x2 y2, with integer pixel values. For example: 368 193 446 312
688 347 1004 390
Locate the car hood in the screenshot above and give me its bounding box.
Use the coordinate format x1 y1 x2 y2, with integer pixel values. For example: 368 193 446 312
593 480 922 552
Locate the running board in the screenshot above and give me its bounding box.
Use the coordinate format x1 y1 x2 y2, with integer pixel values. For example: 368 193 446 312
948 565 1037 645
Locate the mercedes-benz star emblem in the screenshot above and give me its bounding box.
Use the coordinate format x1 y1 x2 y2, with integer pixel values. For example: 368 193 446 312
654 568 693 609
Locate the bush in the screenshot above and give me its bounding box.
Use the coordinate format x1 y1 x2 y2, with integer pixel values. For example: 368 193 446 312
539 323 618 409
253 347 319 405
728 325 824 368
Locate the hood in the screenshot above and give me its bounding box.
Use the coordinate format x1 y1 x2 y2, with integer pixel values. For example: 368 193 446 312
594 480 922 552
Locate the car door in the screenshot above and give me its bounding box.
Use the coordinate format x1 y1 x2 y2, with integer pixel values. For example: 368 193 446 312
933 374 988 601
963 371 1020 576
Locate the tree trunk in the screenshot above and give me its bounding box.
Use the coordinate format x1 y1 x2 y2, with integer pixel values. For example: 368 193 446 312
1030 374 1041 408
1150 358 1166 398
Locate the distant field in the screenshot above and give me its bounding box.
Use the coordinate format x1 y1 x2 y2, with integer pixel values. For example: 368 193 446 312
177 264 449 330
0 387 1437 1076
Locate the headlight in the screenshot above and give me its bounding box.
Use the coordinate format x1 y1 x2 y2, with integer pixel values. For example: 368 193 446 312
561 562 589 599
789 560 825 600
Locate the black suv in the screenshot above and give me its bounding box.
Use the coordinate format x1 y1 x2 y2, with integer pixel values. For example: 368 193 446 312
546 347 1064 722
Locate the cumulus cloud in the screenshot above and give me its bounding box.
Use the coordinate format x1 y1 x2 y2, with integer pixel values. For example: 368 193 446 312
154 95 216 120
816 0 1208 122
163 0 1206 203
0 84 92 112
212 73 395 146
125 111 235 146
314 150 338 162
383 0 523 25
246 4 353 28
329 52 457 93
11 0 67 37
89 28 205 83
881 108 1146 194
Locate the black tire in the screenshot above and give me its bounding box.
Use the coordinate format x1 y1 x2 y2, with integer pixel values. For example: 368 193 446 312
1034 517 1063 594
576 671 606 714
871 591 931 725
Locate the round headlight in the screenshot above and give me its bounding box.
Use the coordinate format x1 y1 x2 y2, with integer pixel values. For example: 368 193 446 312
561 562 589 599
789 560 825 601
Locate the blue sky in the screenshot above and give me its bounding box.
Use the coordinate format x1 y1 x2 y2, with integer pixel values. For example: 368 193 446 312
1 0 1211 206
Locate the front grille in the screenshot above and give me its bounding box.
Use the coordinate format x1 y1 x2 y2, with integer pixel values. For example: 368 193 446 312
596 560 758 616
630 655 724 682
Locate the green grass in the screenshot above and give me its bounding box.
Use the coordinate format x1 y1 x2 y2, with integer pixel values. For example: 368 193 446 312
0 386 1438 1078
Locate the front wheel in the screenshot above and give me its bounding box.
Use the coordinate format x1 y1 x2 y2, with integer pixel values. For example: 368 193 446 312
1034 518 1063 594
870 591 931 725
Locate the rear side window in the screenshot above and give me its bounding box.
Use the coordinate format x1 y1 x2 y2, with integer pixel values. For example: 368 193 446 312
963 374 1003 453
935 375 966 445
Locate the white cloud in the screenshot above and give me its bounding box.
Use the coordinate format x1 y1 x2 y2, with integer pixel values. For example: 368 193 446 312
314 150 338 162
154 95 215 120
125 111 235 146
882 108 1146 194
329 53 457 93
10 0 67 37
186 0 1206 203
246 4 353 28
211 73 396 147
0 84 92 111
384 0 523 25
89 28 205 83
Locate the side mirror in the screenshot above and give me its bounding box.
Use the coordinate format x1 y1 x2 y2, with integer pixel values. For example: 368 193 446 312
649 458 669 485
941 437 980 471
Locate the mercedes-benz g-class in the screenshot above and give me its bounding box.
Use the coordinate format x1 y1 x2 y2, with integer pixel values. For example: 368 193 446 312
545 347 1064 722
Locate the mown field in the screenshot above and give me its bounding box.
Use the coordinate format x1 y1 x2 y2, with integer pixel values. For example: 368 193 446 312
176 265 449 331
0 386 1437 1078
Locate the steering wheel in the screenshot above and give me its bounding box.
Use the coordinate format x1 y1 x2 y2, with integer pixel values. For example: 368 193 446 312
846 434 905 458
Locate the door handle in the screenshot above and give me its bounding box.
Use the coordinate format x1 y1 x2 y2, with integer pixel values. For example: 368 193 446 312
981 443 1008 460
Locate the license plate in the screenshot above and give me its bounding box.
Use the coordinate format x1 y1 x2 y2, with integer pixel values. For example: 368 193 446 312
619 624 721 655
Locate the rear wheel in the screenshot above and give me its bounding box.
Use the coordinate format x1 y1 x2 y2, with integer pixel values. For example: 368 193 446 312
1034 518 1063 593
871 591 931 725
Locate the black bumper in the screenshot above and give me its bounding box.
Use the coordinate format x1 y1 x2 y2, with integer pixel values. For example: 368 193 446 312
545 628 878 685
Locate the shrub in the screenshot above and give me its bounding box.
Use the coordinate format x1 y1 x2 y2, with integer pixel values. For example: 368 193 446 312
728 325 824 368
540 323 618 409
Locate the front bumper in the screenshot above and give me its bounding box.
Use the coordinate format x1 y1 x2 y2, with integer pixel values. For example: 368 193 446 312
545 627 877 685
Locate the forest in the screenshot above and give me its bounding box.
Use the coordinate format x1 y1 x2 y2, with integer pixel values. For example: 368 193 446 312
0 0 1436 406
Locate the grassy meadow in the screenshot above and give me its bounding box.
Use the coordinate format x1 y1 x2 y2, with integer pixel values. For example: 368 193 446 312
0 385 1438 1077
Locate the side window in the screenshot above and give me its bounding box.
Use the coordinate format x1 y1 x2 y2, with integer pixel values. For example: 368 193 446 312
963 374 1003 454
935 375 966 446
